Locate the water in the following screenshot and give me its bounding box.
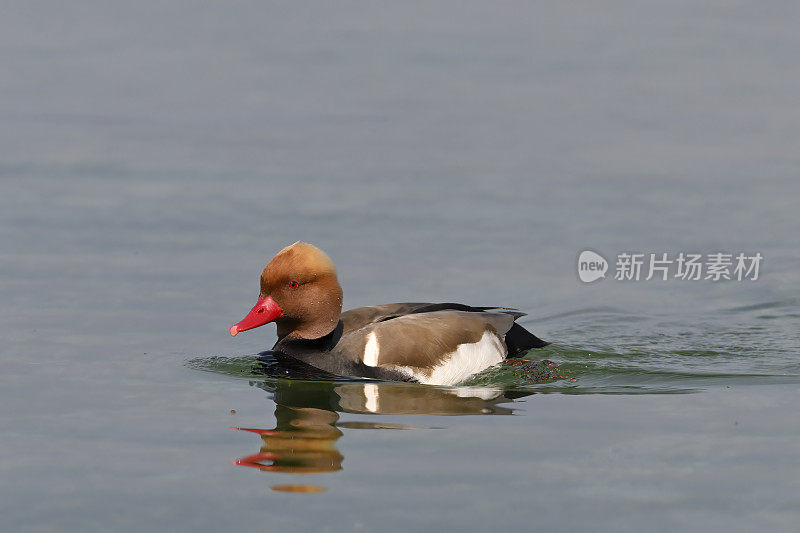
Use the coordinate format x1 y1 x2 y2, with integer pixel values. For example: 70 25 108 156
2 2 800 531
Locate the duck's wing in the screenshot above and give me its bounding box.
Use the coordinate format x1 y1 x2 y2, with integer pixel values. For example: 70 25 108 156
340 302 525 333
336 310 517 385
339 303 431 332
397 304 548 353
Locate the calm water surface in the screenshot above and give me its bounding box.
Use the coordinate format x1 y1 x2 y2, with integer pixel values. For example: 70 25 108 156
2 2 800 532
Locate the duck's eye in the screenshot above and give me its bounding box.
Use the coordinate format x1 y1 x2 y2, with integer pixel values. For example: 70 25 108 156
288 281 299 289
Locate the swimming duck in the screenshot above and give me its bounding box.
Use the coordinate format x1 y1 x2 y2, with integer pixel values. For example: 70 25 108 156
230 242 548 385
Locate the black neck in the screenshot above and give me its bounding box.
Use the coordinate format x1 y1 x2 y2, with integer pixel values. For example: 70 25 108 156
273 321 343 360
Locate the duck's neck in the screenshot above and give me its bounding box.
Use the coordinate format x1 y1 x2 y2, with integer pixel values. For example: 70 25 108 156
276 315 338 341
275 321 343 355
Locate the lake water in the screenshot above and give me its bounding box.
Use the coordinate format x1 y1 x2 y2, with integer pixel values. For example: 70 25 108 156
2 2 799 531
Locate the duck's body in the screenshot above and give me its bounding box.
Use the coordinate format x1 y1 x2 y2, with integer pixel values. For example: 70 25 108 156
231 243 548 386
274 302 548 385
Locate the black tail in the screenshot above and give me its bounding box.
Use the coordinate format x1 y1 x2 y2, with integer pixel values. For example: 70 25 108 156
504 323 550 356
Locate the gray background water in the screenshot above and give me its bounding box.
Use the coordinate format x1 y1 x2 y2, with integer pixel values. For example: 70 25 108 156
2 2 799 532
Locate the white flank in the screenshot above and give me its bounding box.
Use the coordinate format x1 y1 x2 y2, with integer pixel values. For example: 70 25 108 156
363 331 380 367
421 331 506 386
363 383 380 412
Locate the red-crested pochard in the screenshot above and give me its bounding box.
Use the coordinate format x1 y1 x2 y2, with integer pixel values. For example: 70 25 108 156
230 242 549 386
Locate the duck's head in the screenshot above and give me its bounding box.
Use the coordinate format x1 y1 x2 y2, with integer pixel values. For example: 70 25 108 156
230 242 343 340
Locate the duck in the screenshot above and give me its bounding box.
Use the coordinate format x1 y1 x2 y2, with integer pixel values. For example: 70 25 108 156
230 242 549 386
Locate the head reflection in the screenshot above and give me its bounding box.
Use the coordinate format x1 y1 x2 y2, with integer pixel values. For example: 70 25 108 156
232 353 528 485
233 405 344 474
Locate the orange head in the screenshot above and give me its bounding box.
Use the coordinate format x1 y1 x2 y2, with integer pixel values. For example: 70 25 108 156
230 242 343 340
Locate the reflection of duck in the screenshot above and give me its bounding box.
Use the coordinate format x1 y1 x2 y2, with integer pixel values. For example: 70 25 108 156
333 382 512 415
254 355 523 415
233 376 530 481
234 405 343 474
229 242 548 385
